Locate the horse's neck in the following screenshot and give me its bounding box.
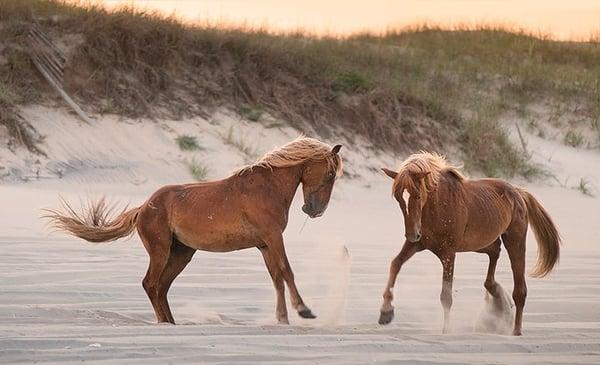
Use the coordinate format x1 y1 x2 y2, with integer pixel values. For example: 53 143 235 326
246 164 303 209
424 177 463 217
272 165 303 207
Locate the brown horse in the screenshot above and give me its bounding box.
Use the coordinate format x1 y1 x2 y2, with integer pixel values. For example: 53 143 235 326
45 137 343 325
378 152 560 335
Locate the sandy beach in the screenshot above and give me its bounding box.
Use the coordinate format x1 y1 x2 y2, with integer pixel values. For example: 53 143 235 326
1 106 600 364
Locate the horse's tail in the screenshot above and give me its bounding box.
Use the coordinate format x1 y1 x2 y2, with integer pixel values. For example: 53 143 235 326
44 197 140 243
518 188 561 278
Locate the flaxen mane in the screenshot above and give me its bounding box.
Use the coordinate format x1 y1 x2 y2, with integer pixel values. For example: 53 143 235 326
392 152 464 194
237 136 343 176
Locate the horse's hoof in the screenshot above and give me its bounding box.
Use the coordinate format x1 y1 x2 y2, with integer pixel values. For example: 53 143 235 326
513 329 522 336
278 318 290 325
156 321 175 326
298 308 317 319
378 310 394 325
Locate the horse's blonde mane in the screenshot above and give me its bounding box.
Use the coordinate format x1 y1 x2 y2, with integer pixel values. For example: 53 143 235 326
392 152 464 194
237 136 343 176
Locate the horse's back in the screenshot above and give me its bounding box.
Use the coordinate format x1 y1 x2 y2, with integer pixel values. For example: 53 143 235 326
468 178 523 206
455 177 523 250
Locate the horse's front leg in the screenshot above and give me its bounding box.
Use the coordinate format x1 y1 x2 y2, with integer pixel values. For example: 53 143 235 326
379 241 423 325
264 233 316 319
258 246 289 324
436 251 456 334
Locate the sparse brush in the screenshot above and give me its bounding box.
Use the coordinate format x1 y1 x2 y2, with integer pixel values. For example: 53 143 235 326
265 121 285 129
591 117 600 147
187 159 209 181
0 82 22 105
575 178 594 197
176 135 201 151
239 105 264 122
333 71 371 93
0 107 45 154
461 108 542 179
224 126 258 159
564 130 584 148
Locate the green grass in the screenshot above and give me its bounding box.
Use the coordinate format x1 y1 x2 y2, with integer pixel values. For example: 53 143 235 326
462 114 543 179
187 159 209 181
239 105 264 122
333 71 371 93
175 135 201 151
575 177 595 197
1 1 599 178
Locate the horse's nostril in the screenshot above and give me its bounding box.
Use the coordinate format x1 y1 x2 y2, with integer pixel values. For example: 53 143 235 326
416 234 422 241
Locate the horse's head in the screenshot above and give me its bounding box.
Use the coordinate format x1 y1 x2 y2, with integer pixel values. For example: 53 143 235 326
382 167 431 242
300 144 343 218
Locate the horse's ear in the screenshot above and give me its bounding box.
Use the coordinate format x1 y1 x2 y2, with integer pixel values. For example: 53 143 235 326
410 171 431 180
381 168 398 179
332 144 342 154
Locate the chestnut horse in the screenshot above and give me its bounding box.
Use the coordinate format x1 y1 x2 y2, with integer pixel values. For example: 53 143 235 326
46 137 343 325
379 152 560 335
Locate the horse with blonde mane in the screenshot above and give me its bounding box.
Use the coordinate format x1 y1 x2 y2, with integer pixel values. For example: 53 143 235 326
379 152 560 336
45 137 343 325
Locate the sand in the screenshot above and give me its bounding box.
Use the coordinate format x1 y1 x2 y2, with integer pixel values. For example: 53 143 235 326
1 106 599 364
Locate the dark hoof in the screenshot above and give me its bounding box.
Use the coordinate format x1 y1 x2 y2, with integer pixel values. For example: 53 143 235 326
298 308 317 319
378 310 394 325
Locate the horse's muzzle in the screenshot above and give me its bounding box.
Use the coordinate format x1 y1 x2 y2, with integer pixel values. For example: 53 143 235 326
302 203 325 218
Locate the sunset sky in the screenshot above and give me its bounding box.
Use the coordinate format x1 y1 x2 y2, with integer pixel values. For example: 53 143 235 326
97 0 600 40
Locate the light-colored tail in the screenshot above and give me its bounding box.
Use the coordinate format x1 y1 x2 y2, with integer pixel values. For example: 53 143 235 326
44 197 140 243
518 189 561 277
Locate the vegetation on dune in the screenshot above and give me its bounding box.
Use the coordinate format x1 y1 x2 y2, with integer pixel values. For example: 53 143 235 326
1 1 599 178
175 135 202 151
187 158 209 181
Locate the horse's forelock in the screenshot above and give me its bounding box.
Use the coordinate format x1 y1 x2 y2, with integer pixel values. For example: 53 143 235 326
393 152 462 195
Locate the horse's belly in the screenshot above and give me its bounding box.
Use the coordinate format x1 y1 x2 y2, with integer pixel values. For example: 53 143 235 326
173 218 260 252
459 218 510 251
175 229 259 252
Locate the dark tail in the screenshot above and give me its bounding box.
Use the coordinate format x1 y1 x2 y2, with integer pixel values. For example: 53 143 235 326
518 188 561 277
44 197 140 243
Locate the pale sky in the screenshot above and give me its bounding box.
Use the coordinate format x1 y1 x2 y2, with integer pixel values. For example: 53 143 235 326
97 0 600 40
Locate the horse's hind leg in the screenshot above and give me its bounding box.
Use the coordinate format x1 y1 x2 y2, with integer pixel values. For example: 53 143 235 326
435 250 456 334
137 211 173 323
157 238 196 324
477 238 502 297
502 223 528 336
379 241 423 325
